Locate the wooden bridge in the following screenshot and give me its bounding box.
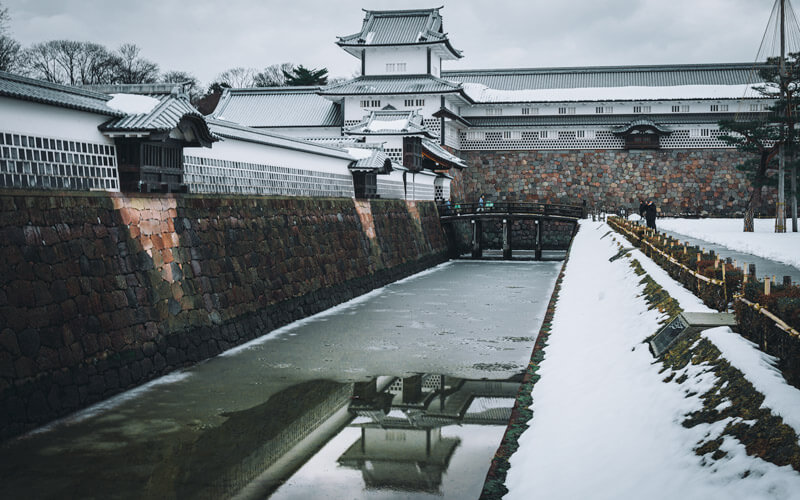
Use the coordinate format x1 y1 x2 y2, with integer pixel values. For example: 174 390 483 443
437 202 584 260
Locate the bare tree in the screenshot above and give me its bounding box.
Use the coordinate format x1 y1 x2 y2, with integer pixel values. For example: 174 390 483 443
161 70 202 102
109 43 159 84
0 2 20 72
253 63 294 87
22 40 116 84
214 67 257 88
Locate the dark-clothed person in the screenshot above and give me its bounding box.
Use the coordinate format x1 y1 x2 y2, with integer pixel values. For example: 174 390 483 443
645 200 657 230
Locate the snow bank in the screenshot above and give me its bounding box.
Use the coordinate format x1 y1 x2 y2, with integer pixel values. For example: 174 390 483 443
658 218 800 271
504 221 800 500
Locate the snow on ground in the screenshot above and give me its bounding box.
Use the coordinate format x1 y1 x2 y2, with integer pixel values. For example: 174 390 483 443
504 221 800 500
658 218 800 271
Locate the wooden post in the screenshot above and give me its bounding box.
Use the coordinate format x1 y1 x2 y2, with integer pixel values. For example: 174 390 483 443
502 218 512 260
765 277 771 296
471 219 483 259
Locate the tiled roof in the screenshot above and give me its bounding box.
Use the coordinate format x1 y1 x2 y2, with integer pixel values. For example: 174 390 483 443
422 138 467 169
212 87 342 127
0 70 122 116
337 8 462 58
442 63 766 90
101 93 204 132
206 118 354 160
465 112 766 128
349 149 393 173
345 109 434 136
611 119 673 135
320 75 464 96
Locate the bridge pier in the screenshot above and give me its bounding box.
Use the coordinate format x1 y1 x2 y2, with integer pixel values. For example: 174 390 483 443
502 218 512 260
471 219 482 259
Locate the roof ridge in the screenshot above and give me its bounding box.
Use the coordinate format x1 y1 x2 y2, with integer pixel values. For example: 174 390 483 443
0 70 112 101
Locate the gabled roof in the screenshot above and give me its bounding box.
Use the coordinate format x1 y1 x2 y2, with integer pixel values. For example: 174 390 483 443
611 119 673 135
337 8 462 59
443 63 766 91
344 109 435 137
93 85 216 146
0 70 123 116
206 118 354 161
319 75 466 97
212 87 343 128
348 149 394 173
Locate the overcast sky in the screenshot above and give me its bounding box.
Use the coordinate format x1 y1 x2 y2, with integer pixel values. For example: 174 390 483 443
1 0 783 85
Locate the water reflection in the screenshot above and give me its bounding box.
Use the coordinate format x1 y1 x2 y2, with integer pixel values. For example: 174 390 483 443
0 261 558 500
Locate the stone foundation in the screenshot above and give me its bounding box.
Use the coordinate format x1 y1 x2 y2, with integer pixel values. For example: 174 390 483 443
451 149 776 216
0 192 447 439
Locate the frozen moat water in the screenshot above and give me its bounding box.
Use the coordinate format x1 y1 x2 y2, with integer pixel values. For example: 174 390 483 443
0 260 561 500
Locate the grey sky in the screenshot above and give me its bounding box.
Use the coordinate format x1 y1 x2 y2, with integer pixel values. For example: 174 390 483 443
1 0 780 86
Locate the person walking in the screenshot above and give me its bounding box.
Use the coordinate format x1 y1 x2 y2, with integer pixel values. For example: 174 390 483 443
645 199 657 230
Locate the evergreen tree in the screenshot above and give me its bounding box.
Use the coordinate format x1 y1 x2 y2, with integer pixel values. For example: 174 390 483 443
719 53 800 231
282 65 328 86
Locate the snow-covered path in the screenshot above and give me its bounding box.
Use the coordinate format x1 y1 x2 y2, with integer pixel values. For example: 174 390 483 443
504 221 800 500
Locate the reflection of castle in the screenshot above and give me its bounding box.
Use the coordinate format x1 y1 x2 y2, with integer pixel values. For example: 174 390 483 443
338 374 519 492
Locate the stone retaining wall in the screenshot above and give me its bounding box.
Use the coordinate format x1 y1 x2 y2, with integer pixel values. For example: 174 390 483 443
0 192 447 439
452 149 776 216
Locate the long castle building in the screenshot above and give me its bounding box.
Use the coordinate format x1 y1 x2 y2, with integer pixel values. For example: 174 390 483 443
214 7 772 215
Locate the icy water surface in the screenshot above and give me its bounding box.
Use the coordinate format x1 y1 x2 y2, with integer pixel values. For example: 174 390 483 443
0 260 560 500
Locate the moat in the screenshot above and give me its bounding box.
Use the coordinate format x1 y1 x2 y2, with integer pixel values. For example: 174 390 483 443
0 260 560 499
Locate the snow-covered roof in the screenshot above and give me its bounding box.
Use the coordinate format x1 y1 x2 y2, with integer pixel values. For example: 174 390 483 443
206 118 353 160
0 70 123 116
337 8 462 60
461 83 766 104
443 63 766 91
344 109 434 136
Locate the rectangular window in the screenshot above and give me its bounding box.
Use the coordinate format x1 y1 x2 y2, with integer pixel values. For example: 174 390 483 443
521 107 538 115
539 130 551 139
682 105 690 112
576 130 597 140
690 128 712 138
397 63 406 72
404 99 414 107
633 105 651 113
415 99 425 106
710 104 719 112
386 63 395 72
486 108 503 116
502 131 521 140
466 131 485 141
595 106 613 114
749 103 766 112
558 107 575 115
671 105 680 112
360 99 381 108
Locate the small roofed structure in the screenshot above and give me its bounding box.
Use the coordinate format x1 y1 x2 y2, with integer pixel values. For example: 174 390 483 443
90 83 216 193
347 148 393 199
345 109 435 137
611 119 673 150
336 7 463 60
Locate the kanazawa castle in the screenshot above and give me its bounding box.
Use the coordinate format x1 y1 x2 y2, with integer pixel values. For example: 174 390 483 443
0 7 772 214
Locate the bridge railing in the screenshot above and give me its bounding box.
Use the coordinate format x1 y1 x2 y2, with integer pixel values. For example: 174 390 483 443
437 201 584 219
